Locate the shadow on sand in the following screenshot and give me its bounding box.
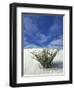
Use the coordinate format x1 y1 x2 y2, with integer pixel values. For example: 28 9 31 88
50 61 63 69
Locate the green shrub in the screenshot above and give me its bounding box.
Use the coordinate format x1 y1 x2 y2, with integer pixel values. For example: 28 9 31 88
31 49 59 68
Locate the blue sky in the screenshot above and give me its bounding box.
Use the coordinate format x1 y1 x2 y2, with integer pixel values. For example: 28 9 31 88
22 14 63 48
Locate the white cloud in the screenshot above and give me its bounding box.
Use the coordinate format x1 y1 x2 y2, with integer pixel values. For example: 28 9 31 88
25 44 39 48
47 35 63 48
35 33 49 44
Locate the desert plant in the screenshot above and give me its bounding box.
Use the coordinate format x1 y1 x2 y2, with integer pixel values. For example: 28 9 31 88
31 48 59 68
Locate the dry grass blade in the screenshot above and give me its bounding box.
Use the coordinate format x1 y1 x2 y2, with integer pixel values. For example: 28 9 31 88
31 49 59 68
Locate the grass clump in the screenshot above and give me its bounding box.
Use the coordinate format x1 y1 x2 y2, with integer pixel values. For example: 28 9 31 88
31 48 59 68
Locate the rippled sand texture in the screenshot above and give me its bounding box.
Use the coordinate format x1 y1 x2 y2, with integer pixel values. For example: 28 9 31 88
23 49 64 76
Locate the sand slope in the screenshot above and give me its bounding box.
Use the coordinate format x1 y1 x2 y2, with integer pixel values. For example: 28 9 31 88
23 49 64 76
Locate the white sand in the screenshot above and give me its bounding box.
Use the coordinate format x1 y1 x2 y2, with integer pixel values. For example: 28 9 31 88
23 49 64 76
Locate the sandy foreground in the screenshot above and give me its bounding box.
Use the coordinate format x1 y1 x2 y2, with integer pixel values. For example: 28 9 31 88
23 49 64 76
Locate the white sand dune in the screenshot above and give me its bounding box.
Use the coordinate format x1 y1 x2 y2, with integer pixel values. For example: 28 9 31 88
23 49 64 76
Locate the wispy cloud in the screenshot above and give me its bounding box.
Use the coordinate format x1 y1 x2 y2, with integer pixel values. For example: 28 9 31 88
23 15 63 48
47 35 63 48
